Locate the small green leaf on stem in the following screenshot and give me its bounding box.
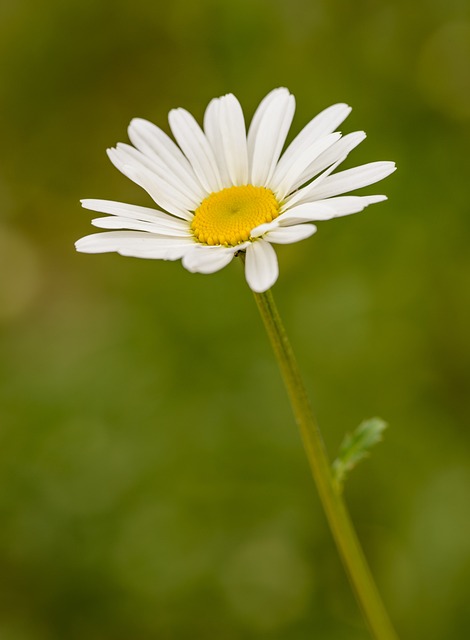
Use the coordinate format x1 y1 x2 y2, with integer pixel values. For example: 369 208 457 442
332 418 388 492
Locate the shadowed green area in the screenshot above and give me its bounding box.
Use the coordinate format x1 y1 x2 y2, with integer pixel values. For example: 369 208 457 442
1 0 469 638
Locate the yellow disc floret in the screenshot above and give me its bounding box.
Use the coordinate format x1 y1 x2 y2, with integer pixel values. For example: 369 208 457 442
191 185 280 246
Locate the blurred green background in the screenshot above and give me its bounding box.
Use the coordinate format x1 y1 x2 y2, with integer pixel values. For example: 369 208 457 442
1 0 469 638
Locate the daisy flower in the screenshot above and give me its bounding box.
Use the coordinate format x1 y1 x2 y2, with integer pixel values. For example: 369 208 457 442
76 88 395 292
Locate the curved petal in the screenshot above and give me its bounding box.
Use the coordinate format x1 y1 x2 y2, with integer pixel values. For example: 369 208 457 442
128 118 207 201
75 231 196 260
304 162 396 201
209 94 249 186
273 103 351 180
107 147 194 220
309 195 387 217
244 240 279 293
203 98 231 188
278 195 387 224
182 245 236 274
169 108 222 193
285 157 394 210
81 199 191 229
114 143 201 210
250 220 279 238
264 224 317 244
247 88 285 156
293 131 367 190
91 216 192 236
249 89 296 186
270 132 341 200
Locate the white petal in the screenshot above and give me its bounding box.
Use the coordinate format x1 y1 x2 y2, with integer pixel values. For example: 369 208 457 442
169 108 222 193
284 156 394 210
217 94 249 186
203 98 231 188
128 118 207 201
117 245 193 260
249 89 296 186
91 216 192 236
107 148 193 220
112 143 200 210
294 131 367 188
273 103 351 179
306 161 396 200
277 203 335 225
270 132 341 200
250 220 279 238
204 94 250 188
75 231 195 260
311 194 387 217
81 199 191 228
264 224 317 244
278 195 387 224
282 157 345 209
245 240 279 293
247 88 286 156
182 245 236 274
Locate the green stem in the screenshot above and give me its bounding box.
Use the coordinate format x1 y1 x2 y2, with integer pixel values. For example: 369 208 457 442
253 288 399 640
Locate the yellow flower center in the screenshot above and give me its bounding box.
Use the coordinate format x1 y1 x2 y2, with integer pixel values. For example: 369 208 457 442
191 185 280 246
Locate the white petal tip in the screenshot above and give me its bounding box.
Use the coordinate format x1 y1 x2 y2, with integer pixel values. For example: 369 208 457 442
245 241 279 293
80 198 102 210
367 195 388 204
75 237 98 253
378 162 397 181
129 117 145 128
336 103 352 114
168 107 185 119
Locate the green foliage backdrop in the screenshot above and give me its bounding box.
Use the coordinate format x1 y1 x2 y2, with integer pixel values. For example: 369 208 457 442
1 0 469 638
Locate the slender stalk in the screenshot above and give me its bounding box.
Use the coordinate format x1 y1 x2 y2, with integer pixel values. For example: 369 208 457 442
253 288 399 640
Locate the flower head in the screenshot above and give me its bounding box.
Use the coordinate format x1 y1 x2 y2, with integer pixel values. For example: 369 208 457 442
76 88 395 292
